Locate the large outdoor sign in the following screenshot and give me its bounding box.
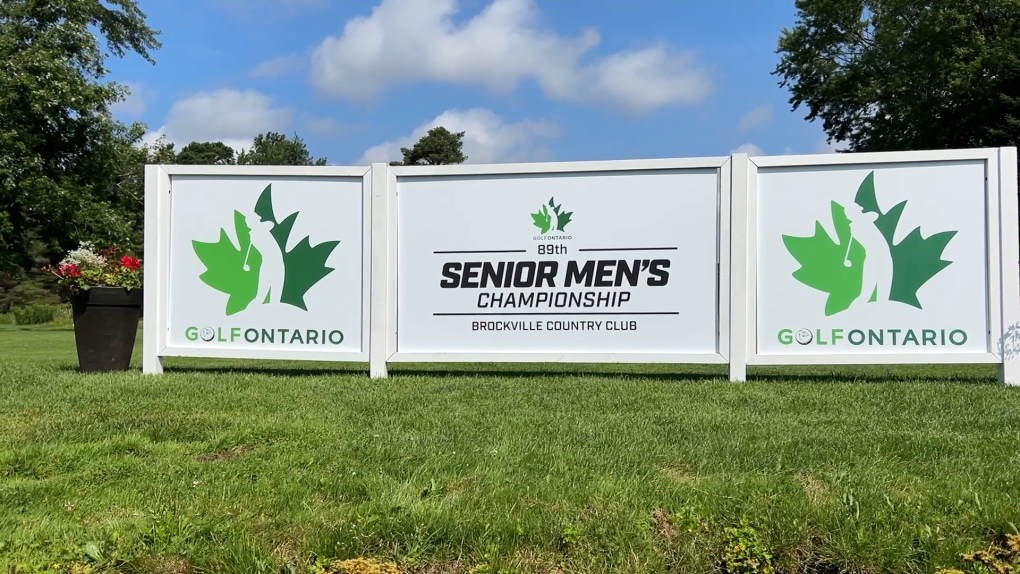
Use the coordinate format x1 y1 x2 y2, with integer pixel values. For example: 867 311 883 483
144 168 371 366
755 161 989 356
393 165 723 357
142 149 1020 385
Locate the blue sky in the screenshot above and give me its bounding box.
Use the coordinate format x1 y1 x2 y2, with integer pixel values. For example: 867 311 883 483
108 0 836 165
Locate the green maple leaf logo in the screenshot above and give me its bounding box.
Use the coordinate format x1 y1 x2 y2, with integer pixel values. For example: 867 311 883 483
783 201 866 316
193 211 263 315
531 203 552 234
193 184 340 315
783 172 957 316
530 197 573 234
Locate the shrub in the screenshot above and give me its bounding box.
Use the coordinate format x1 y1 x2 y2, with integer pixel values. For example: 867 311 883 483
0 274 61 313
54 304 73 323
12 304 59 325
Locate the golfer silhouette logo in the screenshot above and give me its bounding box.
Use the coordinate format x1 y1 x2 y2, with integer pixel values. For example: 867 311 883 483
844 203 893 306
193 184 341 316
245 207 285 305
782 171 958 317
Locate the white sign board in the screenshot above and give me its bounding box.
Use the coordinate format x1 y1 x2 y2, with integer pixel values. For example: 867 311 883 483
740 149 1017 372
391 162 727 360
141 149 1020 385
756 161 989 356
145 169 371 367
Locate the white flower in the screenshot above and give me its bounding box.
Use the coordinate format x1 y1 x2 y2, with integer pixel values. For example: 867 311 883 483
60 241 105 268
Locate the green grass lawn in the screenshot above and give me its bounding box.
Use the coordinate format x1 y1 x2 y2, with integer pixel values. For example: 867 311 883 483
1 326 1019 574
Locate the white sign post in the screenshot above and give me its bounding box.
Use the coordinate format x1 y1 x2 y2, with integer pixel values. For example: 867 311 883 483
143 166 372 373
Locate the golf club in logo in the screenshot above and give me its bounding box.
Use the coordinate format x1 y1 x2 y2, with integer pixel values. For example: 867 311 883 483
782 171 957 316
192 184 341 316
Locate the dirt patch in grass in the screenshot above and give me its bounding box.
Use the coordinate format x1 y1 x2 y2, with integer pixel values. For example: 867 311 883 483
659 461 698 484
651 508 678 541
137 555 192 574
196 443 256 462
798 473 829 505
404 560 468 574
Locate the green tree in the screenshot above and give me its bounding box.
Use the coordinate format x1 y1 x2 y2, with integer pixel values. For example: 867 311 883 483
177 141 235 165
390 126 467 166
0 0 160 273
236 132 327 166
774 0 1020 153
101 125 176 256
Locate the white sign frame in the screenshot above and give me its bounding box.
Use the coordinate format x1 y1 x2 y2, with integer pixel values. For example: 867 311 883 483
143 165 374 373
368 157 733 377
731 148 1020 383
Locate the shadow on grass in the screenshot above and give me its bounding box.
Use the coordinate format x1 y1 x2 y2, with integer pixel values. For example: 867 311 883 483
151 360 1001 385
161 365 369 378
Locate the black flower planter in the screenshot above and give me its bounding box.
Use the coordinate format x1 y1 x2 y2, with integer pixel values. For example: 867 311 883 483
70 287 143 372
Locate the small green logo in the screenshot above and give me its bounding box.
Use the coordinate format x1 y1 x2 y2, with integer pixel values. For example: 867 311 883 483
782 172 957 316
530 196 573 234
192 184 340 316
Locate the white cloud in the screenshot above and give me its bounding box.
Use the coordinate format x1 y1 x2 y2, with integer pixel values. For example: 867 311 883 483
111 82 149 117
731 143 763 156
309 0 711 114
738 104 771 131
251 53 304 78
358 108 560 165
143 89 293 153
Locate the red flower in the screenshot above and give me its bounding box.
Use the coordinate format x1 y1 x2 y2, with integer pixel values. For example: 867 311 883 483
120 255 141 271
59 263 80 277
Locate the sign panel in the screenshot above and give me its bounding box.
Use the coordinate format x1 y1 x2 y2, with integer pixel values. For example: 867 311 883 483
395 169 721 354
756 161 990 355
166 175 365 354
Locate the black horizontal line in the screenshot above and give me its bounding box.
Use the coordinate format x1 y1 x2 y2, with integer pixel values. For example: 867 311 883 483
433 312 680 316
577 247 678 252
432 249 527 254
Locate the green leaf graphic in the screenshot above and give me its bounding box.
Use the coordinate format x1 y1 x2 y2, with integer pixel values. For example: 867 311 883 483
887 228 957 308
851 171 957 309
531 197 572 233
193 210 263 315
279 236 341 310
785 171 957 314
254 184 276 223
271 212 298 251
531 204 552 234
782 201 866 316
556 209 573 231
853 172 880 214
874 200 906 243
258 186 340 311
194 184 341 315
